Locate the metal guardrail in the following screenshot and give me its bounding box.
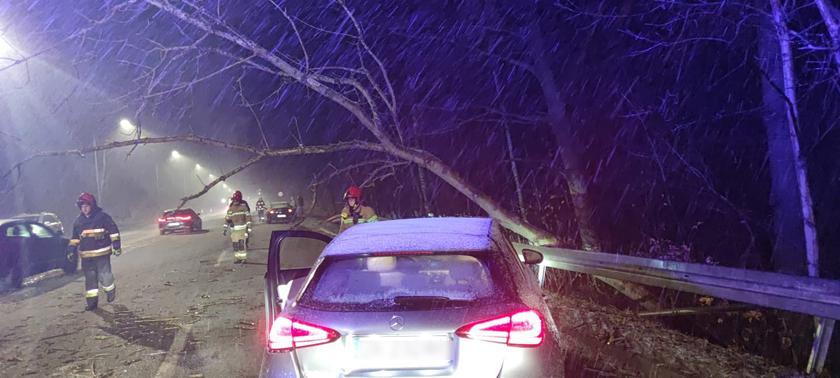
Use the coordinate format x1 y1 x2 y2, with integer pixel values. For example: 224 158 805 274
513 243 839 373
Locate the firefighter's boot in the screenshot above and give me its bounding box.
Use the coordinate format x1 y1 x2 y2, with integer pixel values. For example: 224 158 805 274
106 287 116 303
233 241 247 263
85 297 98 311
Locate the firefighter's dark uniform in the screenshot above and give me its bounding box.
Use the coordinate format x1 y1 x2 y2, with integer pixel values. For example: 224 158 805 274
68 207 120 309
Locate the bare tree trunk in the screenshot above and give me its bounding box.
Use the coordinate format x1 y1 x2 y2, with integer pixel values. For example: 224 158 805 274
504 123 527 218
527 29 658 310
415 165 431 215
814 0 840 70
760 0 820 277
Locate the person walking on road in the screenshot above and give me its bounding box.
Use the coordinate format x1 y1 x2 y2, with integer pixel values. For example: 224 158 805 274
67 192 121 311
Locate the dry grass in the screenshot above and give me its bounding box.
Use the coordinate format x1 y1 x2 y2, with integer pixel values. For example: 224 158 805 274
547 294 801 377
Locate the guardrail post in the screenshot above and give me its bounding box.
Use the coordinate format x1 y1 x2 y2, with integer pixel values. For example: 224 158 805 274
807 317 835 374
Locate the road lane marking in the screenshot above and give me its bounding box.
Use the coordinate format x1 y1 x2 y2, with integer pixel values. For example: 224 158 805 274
153 323 193 378
155 246 227 377
215 249 228 267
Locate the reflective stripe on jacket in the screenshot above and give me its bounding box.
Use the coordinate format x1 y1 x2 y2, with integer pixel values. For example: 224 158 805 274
338 205 378 233
226 202 251 226
72 208 120 259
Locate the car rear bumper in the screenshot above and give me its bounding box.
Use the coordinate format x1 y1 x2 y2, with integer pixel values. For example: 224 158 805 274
159 222 193 231
260 350 299 378
267 215 293 223
258 343 554 377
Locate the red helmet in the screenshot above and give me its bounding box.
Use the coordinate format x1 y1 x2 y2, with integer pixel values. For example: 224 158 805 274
344 185 363 200
76 192 97 208
231 190 243 202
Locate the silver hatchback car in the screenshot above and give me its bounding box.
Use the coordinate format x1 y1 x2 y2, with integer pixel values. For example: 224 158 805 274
260 217 560 377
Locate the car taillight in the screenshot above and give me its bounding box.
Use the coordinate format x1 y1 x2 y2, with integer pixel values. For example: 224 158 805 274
268 315 340 352
455 309 544 347
158 218 166 222
175 216 192 221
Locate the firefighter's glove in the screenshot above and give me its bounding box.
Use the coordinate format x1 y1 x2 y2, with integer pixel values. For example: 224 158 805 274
112 240 122 256
112 248 122 256
65 245 76 260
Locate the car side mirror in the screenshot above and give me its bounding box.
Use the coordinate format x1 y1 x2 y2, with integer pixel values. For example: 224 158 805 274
522 249 544 265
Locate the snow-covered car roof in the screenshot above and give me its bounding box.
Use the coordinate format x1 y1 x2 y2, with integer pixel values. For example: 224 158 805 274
322 217 495 256
13 212 54 218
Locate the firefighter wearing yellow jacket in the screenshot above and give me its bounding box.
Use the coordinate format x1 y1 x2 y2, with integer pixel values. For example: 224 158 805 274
337 185 378 233
67 192 121 311
225 190 251 263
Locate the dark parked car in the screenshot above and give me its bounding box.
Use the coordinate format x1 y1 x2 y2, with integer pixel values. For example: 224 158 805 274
13 212 65 235
158 208 203 235
0 219 77 288
260 217 559 377
266 201 296 224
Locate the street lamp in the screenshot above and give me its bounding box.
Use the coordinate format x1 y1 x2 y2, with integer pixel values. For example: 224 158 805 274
195 163 202 170
119 119 136 134
0 35 19 58
171 150 181 159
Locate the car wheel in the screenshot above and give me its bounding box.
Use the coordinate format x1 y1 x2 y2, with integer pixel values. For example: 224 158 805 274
62 252 78 274
160 230 166 236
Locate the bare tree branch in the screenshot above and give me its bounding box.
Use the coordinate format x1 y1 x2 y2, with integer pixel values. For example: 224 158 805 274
177 154 267 208
813 0 840 71
2 135 386 186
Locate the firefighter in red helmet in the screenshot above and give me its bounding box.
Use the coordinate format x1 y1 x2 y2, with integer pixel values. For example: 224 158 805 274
334 185 378 233
67 192 121 311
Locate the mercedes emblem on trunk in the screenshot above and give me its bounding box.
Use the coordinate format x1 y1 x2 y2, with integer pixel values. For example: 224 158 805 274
389 315 405 331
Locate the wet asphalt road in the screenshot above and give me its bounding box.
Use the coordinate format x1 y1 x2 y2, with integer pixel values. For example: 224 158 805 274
0 216 323 377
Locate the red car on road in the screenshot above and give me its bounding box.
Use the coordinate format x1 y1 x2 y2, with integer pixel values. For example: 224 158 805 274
158 208 203 235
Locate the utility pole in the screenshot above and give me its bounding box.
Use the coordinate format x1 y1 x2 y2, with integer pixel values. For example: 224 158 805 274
93 135 101 200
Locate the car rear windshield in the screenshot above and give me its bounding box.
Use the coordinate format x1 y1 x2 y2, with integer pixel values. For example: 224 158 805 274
298 252 515 311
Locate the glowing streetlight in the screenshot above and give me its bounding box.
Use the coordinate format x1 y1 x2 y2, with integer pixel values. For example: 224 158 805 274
220 198 227 204
195 163 202 170
171 150 181 159
119 119 136 133
0 35 18 57
208 174 216 180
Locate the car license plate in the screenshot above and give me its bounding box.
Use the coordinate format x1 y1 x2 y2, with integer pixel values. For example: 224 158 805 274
346 335 452 371
277 214 286 218
168 222 181 227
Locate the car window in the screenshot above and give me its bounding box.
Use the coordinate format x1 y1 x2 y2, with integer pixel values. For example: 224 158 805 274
299 252 515 311
29 223 54 238
5 224 32 238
